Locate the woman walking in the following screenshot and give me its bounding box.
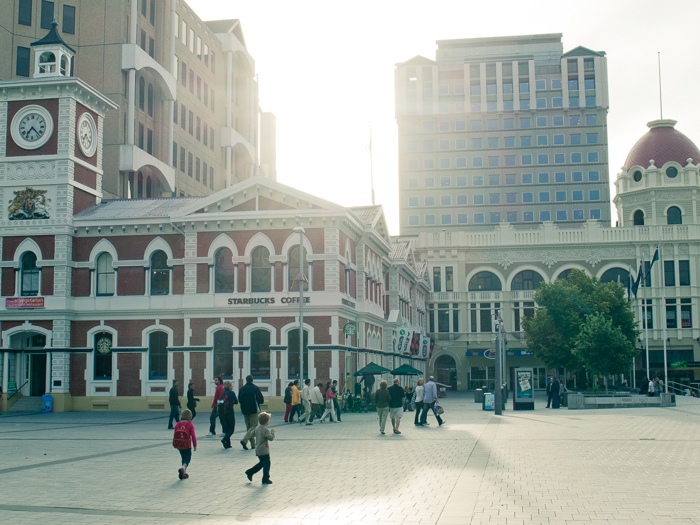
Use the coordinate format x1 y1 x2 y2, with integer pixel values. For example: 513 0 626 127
374 380 391 434
186 381 199 419
320 381 338 423
413 378 425 425
283 382 294 422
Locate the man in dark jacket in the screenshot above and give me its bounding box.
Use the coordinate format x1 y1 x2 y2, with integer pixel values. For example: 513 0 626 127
220 381 238 449
388 378 405 434
239 375 264 450
546 377 555 408
167 379 181 429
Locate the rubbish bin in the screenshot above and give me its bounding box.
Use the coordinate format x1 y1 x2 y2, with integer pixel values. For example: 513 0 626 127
474 388 484 403
41 394 53 413
482 392 495 410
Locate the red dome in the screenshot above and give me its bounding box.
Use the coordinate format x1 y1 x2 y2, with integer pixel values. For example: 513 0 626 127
624 120 700 170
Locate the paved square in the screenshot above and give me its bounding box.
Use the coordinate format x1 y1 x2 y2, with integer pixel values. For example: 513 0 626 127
2 394 700 524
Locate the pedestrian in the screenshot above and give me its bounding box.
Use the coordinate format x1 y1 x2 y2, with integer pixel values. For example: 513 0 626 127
320 381 339 423
310 382 325 423
559 379 566 406
546 377 554 408
220 381 238 449
172 409 197 480
283 382 294 422
374 380 391 434
167 379 181 429
244 412 275 485
299 378 313 425
420 376 444 426
239 375 264 450
388 378 404 434
413 378 425 426
209 376 224 436
361 373 375 394
551 377 560 409
291 380 302 421
657 377 664 396
648 377 655 397
331 380 342 422
403 384 414 411
186 381 199 419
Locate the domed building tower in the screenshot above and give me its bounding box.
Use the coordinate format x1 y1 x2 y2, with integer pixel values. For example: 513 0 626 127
614 120 700 227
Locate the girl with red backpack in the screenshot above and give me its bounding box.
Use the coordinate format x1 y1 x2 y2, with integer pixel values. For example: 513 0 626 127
172 409 197 479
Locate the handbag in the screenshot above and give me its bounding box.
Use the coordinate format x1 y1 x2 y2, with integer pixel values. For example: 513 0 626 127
433 403 445 415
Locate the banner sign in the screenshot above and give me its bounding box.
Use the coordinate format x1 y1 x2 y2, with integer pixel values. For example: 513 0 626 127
6 297 44 308
227 296 309 305
420 336 430 358
397 329 413 355
515 368 534 400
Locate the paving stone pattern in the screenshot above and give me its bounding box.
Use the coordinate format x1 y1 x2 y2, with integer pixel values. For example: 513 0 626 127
1 394 700 524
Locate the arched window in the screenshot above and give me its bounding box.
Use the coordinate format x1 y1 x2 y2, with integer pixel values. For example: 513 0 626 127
147 83 154 116
250 329 270 379
557 269 573 281
633 210 645 226
213 330 233 378
148 331 168 380
94 332 113 380
39 51 56 73
150 250 170 295
251 246 271 292
600 268 630 285
468 271 502 291
138 77 145 111
288 246 308 292
511 270 544 291
137 171 144 198
667 206 682 225
96 252 115 296
214 248 235 293
287 328 308 379
21 252 39 296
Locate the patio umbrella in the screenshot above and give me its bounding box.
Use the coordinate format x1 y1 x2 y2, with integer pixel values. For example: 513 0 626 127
390 364 422 376
354 362 391 376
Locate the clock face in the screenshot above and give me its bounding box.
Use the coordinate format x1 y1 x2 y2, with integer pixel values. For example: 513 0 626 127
77 113 98 157
11 105 54 150
19 113 46 142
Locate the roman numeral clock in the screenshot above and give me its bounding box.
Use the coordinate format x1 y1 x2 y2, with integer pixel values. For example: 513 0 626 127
10 105 54 150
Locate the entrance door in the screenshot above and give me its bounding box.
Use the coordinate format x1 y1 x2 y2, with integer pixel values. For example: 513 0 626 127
435 354 458 390
30 354 47 396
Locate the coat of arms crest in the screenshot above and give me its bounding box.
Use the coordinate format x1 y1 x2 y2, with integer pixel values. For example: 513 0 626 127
8 187 51 220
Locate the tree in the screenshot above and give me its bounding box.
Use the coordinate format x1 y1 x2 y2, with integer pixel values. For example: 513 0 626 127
522 270 639 382
574 312 637 390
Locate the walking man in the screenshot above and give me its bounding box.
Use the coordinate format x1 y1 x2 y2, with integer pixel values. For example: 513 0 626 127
220 381 238 449
209 376 224 436
546 377 555 408
331 380 342 422
310 382 325 423
388 378 404 434
291 380 302 422
239 375 264 450
299 378 313 425
168 379 181 429
420 376 444 427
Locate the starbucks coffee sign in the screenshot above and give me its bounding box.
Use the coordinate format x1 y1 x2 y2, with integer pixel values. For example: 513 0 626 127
227 296 310 305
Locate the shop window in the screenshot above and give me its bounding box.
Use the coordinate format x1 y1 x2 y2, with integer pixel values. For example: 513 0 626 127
148 331 168 380
213 330 233 378
94 333 113 380
287 328 308 379
21 252 40 296
251 247 271 292
214 248 234 293
96 253 115 296
250 329 271 379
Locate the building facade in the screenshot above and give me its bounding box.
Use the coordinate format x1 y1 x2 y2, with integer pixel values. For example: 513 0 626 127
395 34 610 234
414 118 700 392
0 0 272 201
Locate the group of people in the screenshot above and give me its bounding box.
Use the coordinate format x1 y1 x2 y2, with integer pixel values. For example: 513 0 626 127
282 379 343 424
545 377 566 409
645 376 665 396
373 376 443 434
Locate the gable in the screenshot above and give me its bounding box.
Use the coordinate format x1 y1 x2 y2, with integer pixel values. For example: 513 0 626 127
562 46 605 58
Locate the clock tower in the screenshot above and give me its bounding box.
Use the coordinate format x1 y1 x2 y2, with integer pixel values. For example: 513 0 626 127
0 21 116 411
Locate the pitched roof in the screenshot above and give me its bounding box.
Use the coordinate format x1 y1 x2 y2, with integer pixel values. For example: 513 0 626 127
73 197 205 220
396 55 436 67
31 20 75 53
562 45 605 58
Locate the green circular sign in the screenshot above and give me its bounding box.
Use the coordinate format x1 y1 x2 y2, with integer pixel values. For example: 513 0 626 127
343 323 357 336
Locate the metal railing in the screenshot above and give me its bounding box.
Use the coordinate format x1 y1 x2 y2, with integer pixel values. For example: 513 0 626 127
667 381 700 397
7 380 29 401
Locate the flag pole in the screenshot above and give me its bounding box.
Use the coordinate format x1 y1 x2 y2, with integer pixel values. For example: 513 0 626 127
660 244 668 393
642 255 649 382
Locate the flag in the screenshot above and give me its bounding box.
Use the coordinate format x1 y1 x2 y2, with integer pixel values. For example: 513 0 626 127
631 261 643 298
409 332 420 355
627 266 632 301
420 336 430 358
429 339 434 358
644 247 659 281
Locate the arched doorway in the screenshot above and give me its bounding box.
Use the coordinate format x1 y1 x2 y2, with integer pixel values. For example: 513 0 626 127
9 331 47 396
434 354 457 391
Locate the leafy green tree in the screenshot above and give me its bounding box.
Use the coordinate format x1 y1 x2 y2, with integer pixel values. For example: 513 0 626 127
522 270 639 381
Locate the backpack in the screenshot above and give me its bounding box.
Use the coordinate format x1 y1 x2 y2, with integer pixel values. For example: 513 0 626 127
217 392 229 417
172 424 191 450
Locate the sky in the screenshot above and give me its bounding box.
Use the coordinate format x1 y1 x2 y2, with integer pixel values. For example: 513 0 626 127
189 0 700 235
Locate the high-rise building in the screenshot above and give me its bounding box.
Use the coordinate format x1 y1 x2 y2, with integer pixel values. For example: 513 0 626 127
0 0 274 200
395 34 610 233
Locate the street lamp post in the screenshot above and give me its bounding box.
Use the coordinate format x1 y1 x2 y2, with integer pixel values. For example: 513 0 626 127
293 224 307 384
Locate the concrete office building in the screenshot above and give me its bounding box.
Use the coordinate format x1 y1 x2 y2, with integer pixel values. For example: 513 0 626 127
0 0 272 201
395 34 610 234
